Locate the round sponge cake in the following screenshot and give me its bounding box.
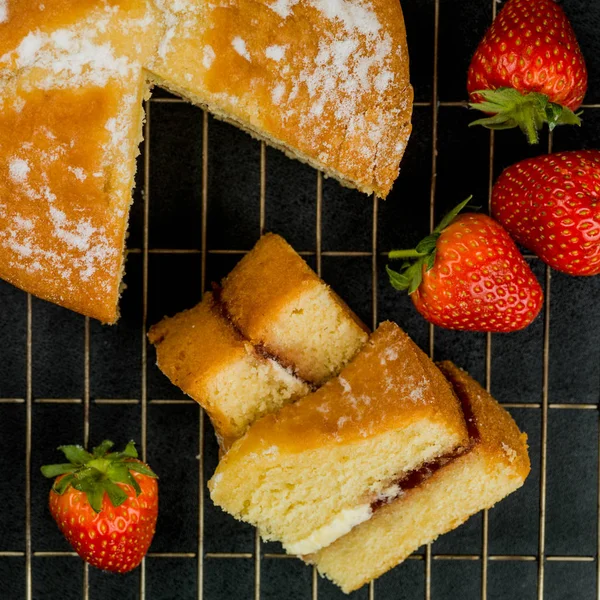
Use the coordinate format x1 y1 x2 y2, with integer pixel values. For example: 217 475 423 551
0 0 413 321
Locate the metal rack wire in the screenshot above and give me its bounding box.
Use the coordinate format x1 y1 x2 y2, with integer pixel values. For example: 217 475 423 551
1 0 599 598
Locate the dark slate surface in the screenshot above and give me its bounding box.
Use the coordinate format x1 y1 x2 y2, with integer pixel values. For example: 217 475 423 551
0 1 599 599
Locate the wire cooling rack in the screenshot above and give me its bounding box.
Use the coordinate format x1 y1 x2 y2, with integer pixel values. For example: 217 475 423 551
1 0 600 599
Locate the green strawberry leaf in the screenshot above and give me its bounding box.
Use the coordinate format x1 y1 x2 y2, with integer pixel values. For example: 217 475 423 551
78 480 105 514
92 440 114 458
42 440 157 512
469 87 582 144
387 197 475 297
415 234 438 255
41 463 77 478
435 197 472 234
52 473 76 495
108 463 142 496
58 445 93 465
386 265 410 291
121 441 138 459
425 249 437 272
102 480 128 508
126 461 158 479
407 263 424 295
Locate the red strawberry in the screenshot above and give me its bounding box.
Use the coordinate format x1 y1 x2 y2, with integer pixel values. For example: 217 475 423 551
467 0 587 144
387 199 544 332
41 440 158 574
492 150 600 275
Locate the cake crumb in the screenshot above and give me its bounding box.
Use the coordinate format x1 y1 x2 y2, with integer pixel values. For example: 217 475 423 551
0 0 7 24
501 442 517 463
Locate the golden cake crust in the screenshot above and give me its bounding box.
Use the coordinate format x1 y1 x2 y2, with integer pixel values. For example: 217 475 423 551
436 361 530 480
0 82 142 323
311 361 530 592
220 233 369 354
149 292 258 440
219 322 468 461
148 292 249 398
1 0 413 321
149 0 413 197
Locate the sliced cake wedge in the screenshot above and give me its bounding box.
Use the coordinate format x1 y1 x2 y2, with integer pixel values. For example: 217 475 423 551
309 361 530 592
219 233 369 385
208 322 469 555
148 292 310 448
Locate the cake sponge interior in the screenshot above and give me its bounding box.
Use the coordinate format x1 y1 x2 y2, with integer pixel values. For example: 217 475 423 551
310 361 530 592
148 292 310 446
208 322 469 554
220 233 369 385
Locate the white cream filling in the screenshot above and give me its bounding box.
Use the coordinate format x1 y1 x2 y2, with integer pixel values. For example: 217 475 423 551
284 504 373 555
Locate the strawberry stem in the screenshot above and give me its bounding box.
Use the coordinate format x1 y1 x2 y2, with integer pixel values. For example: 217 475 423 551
387 197 473 294
389 249 426 260
469 87 582 145
42 440 157 513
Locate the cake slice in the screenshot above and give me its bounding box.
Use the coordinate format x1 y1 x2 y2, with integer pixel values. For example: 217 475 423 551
309 361 530 592
219 233 369 385
1 0 413 321
148 292 310 448
208 322 469 555
0 1 160 323
147 0 413 198
149 233 368 447
0 73 149 323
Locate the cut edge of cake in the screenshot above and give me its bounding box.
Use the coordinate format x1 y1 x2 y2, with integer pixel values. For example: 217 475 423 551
218 233 370 385
147 73 412 199
309 361 530 593
148 291 311 447
208 322 469 555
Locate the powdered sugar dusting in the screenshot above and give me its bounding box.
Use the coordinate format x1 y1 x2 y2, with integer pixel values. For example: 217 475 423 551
380 345 399 364
338 376 353 396
153 0 202 60
232 37 251 61
501 442 517 463
0 207 117 284
268 0 299 18
271 82 285 105
2 25 134 89
68 166 87 182
264 0 401 171
0 99 124 295
202 45 216 70
9 158 30 183
0 0 8 24
408 379 427 403
311 0 381 36
266 45 286 62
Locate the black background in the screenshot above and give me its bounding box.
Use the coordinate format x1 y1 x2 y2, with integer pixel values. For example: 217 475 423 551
1 0 600 598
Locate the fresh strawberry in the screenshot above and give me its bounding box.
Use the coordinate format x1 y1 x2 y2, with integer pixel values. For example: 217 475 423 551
41 440 158 574
492 150 600 275
467 0 587 144
387 199 544 332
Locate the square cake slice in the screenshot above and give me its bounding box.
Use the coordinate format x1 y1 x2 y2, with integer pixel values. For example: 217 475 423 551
309 361 530 592
220 233 369 385
208 322 469 555
148 292 310 448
